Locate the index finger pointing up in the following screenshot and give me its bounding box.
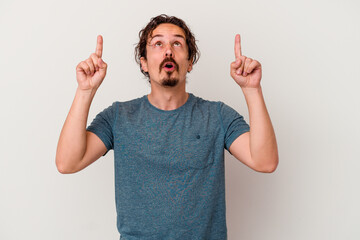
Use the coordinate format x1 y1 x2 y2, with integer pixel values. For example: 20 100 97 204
234 34 242 59
95 35 103 58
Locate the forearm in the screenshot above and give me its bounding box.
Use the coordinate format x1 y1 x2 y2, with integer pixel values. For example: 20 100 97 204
56 88 96 173
242 86 278 171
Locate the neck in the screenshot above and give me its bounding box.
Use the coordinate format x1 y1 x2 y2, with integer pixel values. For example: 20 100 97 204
147 82 188 111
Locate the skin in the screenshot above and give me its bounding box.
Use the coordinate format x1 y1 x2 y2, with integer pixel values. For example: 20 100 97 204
140 23 193 110
229 34 278 173
56 24 278 174
56 36 108 173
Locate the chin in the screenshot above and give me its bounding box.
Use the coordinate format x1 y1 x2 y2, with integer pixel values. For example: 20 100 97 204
159 71 180 87
161 77 179 87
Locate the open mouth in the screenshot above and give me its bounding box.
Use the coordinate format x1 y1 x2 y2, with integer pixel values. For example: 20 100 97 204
163 62 176 71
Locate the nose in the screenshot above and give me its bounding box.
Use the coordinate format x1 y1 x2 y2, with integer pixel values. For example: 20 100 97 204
164 43 173 58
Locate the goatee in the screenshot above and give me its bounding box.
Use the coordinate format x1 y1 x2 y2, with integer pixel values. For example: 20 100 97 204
162 72 179 87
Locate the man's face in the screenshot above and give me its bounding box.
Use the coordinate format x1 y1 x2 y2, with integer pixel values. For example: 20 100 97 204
140 23 193 87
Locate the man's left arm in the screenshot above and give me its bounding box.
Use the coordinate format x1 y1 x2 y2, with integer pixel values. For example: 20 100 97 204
229 34 278 173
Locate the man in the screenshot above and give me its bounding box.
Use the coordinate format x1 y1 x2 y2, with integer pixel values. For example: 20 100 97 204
56 14 278 240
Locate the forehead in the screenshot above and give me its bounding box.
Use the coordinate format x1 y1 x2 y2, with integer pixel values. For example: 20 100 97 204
150 23 186 39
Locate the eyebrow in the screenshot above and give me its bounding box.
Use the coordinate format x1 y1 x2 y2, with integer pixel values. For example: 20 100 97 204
150 34 185 40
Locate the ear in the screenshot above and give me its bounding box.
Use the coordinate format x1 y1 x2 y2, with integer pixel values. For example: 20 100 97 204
187 59 193 73
140 57 148 72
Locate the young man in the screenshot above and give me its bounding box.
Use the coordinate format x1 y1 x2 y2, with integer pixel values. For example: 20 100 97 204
56 14 278 240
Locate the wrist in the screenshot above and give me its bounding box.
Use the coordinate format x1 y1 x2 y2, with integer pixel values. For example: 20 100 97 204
76 87 97 99
241 86 262 96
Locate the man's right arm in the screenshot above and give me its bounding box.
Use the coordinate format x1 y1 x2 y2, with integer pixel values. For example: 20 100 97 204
56 35 108 174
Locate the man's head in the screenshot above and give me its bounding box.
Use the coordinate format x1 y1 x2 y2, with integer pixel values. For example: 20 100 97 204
135 14 200 86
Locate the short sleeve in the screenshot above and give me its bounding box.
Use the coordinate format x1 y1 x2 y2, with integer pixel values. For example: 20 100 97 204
86 102 117 153
218 102 250 151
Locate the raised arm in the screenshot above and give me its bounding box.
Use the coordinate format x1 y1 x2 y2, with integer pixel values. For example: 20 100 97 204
229 34 278 173
56 35 108 174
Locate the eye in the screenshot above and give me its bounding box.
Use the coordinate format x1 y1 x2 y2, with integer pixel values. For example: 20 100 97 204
154 41 162 47
173 41 182 47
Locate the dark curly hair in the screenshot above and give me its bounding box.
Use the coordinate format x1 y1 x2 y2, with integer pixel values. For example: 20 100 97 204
135 14 200 78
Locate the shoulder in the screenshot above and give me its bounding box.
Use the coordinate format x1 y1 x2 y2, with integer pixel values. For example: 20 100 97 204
191 94 247 125
191 93 222 111
93 96 146 120
120 95 146 105
191 94 238 120
109 95 147 112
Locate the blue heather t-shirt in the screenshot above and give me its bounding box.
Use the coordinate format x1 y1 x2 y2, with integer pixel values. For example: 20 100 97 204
87 93 249 240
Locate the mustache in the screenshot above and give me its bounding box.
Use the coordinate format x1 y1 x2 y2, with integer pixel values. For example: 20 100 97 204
159 57 179 72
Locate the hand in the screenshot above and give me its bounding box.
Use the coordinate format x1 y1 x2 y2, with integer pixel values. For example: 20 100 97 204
76 35 108 91
230 34 262 89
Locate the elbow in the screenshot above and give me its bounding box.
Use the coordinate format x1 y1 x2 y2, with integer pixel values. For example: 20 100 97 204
56 165 73 174
56 162 72 174
255 156 279 173
261 163 278 173
55 157 77 174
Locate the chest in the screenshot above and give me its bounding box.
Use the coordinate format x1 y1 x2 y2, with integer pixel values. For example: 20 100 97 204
113 111 223 171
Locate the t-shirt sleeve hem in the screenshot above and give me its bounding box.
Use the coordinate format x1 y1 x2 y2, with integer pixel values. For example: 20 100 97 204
86 127 112 155
225 127 250 152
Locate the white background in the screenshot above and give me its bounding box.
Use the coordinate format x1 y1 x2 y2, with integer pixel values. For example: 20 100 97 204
1 0 359 239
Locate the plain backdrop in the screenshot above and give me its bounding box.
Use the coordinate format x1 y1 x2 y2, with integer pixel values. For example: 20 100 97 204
1 0 359 239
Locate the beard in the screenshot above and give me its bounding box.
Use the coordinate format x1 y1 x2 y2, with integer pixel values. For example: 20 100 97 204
158 57 180 87
161 72 179 87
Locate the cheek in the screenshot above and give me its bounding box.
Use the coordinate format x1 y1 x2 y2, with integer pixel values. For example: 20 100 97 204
144 56 155 67
180 62 191 72
148 61 160 71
